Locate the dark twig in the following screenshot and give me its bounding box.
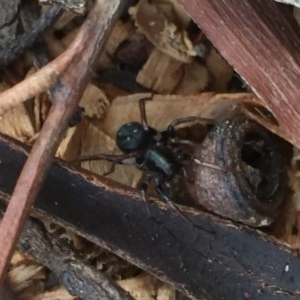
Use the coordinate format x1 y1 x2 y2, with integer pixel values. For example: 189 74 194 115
0 0 123 290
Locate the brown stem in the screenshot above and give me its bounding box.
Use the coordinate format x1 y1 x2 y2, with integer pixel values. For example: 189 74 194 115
0 0 123 290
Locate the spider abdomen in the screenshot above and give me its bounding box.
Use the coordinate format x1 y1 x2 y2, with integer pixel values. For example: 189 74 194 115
137 146 181 179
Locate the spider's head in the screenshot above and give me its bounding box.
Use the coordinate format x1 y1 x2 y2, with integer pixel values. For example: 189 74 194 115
116 122 156 153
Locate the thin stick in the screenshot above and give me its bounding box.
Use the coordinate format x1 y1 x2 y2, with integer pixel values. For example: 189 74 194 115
0 0 123 290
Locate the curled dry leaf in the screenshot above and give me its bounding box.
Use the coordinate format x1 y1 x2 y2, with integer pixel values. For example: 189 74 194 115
132 0 195 63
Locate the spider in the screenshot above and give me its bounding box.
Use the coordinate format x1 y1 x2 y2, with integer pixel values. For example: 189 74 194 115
76 96 217 220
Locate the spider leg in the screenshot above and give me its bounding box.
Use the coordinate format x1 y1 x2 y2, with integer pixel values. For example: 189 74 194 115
73 152 139 163
139 94 154 129
71 152 139 176
166 116 213 136
154 178 192 225
139 173 153 215
169 137 200 148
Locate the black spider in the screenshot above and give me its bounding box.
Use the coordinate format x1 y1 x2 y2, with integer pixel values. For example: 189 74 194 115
77 97 212 220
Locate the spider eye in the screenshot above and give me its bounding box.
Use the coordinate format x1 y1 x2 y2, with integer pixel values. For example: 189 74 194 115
116 122 151 153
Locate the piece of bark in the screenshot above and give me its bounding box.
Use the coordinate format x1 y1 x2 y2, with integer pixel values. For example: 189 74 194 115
1 134 300 300
178 0 300 148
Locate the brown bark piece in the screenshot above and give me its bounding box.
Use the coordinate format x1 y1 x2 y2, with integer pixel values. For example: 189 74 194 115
178 0 300 148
